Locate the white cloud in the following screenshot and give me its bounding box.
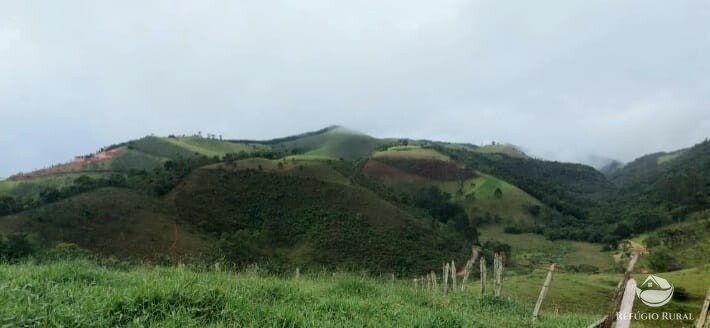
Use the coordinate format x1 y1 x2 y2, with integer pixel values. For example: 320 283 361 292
0 0 709 177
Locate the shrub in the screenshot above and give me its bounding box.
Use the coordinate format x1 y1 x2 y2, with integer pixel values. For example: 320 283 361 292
567 264 599 273
643 235 661 249
38 242 92 261
0 233 36 261
648 247 679 272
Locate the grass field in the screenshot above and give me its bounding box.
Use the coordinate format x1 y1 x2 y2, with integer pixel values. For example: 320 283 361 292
0 259 598 327
2 259 705 327
364 158 543 225
110 149 166 172
474 144 528 158
372 147 452 161
503 265 710 328
456 174 544 225
630 214 710 270
0 172 109 198
164 137 268 158
478 226 613 271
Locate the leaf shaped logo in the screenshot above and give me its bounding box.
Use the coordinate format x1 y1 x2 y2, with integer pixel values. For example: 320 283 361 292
635 275 674 307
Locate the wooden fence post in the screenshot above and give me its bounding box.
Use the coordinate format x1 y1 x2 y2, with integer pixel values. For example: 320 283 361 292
295 267 300 280
480 257 487 295
601 251 640 328
494 252 504 298
697 288 710 328
460 246 480 292
451 260 457 291
532 263 556 321
616 279 637 328
432 271 438 290
461 265 470 292
443 263 449 293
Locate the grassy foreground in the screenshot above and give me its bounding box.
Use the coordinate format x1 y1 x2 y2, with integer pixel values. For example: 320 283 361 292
0 260 596 327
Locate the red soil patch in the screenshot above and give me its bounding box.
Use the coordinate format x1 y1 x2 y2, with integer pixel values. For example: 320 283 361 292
363 159 426 184
9 147 125 181
366 158 474 181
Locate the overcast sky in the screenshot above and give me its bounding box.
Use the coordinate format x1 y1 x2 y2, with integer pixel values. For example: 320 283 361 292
1 1 709 178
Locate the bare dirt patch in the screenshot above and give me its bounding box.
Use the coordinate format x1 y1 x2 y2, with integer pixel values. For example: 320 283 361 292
9 147 124 180
366 158 474 181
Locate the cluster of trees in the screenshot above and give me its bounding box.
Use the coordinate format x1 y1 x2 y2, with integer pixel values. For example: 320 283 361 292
0 174 129 217
374 139 413 151
440 145 610 221
413 186 478 241
222 150 287 164
0 195 28 216
1 155 223 217
126 155 219 195
193 131 223 140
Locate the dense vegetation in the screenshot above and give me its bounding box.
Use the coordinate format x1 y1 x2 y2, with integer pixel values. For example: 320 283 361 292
175 169 471 274
437 140 710 247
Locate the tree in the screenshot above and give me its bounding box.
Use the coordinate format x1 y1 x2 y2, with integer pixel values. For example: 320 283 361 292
613 222 632 239
648 247 677 272
414 186 477 241
527 205 541 217
0 195 17 216
0 233 35 260
39 187 61 204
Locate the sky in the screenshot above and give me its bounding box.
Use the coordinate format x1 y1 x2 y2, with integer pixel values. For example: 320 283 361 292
1 0 709 178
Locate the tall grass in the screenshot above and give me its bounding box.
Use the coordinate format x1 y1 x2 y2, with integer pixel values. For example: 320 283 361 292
0 260 597 327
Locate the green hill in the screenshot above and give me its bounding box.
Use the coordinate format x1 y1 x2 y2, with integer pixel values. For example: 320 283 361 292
1 127 708 279
1 160 474 273
170 167 471 273
2 127 709 328
0 188 208 259
363 146 544 226
271 126 384 160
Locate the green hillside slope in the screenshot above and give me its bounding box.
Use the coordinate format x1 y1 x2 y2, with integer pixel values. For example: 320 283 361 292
0 188 208 259
171 167 471 273
1 127 707 281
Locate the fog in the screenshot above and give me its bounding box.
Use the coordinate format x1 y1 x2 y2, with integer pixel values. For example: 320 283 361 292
1 0 709 177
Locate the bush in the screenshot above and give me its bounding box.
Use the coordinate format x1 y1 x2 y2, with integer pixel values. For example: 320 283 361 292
0 233 36 261
673 287 689 301
37 242 92 262
643 235 661 249
567 264 599 273
503 226 524 234
648 247 679 272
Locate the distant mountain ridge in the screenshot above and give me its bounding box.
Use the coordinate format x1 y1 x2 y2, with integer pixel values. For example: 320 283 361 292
0 127 707 273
